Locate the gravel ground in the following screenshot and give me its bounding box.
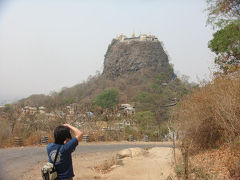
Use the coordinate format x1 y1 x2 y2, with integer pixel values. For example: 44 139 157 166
0 142 172 180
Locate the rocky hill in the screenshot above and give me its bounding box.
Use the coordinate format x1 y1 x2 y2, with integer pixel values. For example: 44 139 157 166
19 34 176 108
1 34 193 148
103 34 171 79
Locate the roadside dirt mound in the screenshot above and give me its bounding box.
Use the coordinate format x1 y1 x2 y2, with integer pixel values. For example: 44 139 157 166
102 147 175 180
116 147 146 159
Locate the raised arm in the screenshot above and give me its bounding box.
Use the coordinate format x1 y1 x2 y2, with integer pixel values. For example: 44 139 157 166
63 124 83 142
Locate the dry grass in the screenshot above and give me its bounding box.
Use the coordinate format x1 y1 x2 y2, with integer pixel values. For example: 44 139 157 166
94 156 117 174
172 72 240 179
0 118 12 148
24 132 41 145
173 73 240 151
189 143 240 179
22 131 54 145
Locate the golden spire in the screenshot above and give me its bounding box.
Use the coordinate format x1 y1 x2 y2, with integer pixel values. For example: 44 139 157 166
131 32 135 38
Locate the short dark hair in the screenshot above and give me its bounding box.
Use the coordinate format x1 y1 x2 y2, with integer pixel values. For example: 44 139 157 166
54 125 72 144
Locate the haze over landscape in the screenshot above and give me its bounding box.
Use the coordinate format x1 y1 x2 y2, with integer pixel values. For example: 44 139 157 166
0 1 240 179
0 0 214 105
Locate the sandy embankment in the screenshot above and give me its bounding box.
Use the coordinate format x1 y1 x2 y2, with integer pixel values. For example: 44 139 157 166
21 146 176 180
103 147 176 180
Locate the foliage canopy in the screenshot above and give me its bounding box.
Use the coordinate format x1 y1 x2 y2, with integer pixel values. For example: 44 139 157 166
206 0 240 73
208 20 240 73
206 0 240 28
93 88 119 109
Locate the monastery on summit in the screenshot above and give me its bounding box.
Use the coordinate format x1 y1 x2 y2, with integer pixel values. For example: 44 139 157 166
116 33 158 42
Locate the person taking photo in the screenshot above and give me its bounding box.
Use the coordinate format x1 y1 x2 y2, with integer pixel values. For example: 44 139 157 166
47 124 83 180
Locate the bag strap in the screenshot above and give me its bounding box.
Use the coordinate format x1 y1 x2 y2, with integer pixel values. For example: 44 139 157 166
53 146 61 170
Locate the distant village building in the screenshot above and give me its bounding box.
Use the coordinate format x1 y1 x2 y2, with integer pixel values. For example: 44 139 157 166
119 104 135 115
29 107 37 115
46 112 56 119
38 106 46 114
118 120 131 127
66 103 78 115
22 106 47 115
22 106 29 114
23 106 37 115
66 106 74 115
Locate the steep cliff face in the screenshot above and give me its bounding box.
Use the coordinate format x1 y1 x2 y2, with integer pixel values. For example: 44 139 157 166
102 38 171 79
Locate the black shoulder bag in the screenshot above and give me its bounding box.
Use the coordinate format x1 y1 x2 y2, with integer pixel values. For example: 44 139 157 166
51 146 61 174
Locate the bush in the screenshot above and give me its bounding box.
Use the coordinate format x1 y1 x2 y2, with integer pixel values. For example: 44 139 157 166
172 73 240 151
0 119 11 147
93 89 119 109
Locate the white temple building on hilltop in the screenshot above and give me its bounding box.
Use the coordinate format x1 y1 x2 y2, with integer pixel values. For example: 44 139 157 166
116 33 158 42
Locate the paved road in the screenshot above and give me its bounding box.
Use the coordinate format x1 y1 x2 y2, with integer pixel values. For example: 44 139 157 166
0 142 172 180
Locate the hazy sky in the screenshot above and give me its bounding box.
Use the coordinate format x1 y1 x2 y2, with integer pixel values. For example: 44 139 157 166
0 0 215 104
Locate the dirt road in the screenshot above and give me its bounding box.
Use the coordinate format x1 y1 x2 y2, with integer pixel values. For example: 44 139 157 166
0 142 173 180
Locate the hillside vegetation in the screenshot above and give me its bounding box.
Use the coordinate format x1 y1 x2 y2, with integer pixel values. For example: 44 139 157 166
0 36 194 147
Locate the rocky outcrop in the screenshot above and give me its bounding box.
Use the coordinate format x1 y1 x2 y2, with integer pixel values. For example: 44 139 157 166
102 37 171 79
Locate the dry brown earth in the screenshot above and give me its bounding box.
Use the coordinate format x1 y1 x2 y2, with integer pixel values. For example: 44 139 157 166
20 147 176 180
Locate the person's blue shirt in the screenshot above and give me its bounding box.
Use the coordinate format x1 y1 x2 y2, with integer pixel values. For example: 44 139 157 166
47 137 78 180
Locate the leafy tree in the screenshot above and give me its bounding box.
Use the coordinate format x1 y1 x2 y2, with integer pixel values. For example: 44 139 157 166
136 74 191 126
206 0 240 73
138 92 148 102
206 0 240 28
64 97 76 104
134 111 169 140
3 104 22 135
93 89 118 109
3 104 12 112
208 20 240 73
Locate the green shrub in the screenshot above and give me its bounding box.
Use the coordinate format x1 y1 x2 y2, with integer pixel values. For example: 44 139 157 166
93 88 118 109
